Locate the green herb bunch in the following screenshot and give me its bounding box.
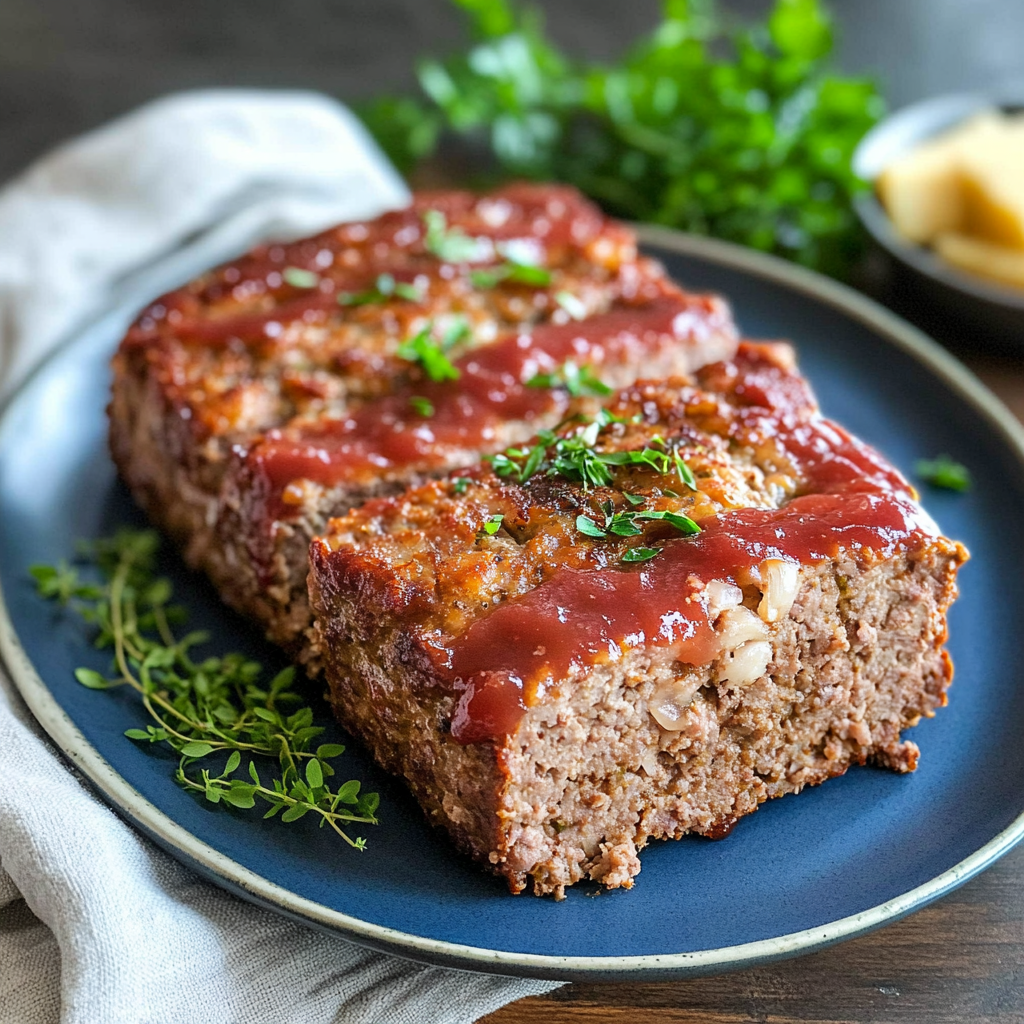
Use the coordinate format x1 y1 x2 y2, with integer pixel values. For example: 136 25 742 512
31 529 379 849
360 0 883 277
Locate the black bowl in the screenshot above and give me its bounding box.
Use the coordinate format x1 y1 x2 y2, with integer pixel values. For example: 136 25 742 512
852 93 1024 349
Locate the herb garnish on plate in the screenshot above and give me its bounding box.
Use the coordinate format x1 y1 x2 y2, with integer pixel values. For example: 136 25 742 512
31 529 379 848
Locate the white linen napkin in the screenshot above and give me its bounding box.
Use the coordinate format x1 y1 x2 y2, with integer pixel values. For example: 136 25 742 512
0 89 559 1024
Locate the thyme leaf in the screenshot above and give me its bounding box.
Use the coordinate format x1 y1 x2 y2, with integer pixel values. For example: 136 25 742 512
409 396 435 417
30 529 379 849
469 259 552 289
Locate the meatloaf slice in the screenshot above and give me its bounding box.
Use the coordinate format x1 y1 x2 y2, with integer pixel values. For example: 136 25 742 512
109 183 738 656
308 342 968 898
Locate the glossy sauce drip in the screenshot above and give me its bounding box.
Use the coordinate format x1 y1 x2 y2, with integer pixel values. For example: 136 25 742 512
445 490 936 744
249 296 699 492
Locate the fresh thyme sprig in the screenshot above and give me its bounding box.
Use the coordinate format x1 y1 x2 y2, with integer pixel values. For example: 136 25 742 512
31 529 379 849
396 318 468 382
526 360 612 398
484 416 703 562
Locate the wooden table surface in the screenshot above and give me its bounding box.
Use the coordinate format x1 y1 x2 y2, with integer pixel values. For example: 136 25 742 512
479 353 1024 1024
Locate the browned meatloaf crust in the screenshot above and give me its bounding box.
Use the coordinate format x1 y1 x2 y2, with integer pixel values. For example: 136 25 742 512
109 184 738 657
308 341 968 898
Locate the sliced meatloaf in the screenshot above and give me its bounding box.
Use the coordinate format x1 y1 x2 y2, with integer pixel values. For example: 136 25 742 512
109 183 738 655
308 342 968 898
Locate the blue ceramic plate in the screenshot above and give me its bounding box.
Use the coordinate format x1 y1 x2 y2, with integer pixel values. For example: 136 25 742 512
2 230 1024 982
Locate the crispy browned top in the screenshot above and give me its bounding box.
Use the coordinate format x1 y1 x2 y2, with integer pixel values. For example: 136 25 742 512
117 183 727 448
313 340 953 633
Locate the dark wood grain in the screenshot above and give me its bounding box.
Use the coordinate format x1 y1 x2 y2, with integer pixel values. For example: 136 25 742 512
483 840 1024 1024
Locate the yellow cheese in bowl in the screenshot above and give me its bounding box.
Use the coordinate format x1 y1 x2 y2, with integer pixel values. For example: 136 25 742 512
877 109 1024 291
959 127 1024 249
876 113 999 243
935 233 1024 289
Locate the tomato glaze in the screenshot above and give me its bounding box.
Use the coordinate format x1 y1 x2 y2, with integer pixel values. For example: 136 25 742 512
124 184 624 346
441 426 935 745
247 295 709 494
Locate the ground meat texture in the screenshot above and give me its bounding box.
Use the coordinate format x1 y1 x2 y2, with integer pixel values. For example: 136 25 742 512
308 345 967 899
109 183 738 657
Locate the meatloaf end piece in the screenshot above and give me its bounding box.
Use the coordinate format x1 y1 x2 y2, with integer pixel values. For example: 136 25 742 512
109 184 738 657
308 342 968 898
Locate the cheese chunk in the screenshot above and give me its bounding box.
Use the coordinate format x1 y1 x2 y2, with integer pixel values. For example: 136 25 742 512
935 231 1024 290
876 113 1000 244
959 124 1024 249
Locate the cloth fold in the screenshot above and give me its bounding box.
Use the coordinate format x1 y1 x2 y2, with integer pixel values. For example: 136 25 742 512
0 89 558 1024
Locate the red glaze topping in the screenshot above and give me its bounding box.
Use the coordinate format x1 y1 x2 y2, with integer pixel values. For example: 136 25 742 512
125 184 628 348
445 491 935 742
247 295 716 492
434 395 939 744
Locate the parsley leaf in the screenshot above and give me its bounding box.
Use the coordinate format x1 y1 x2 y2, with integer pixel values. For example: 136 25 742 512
423 209 482 263
397 321 464 382
916 455 971 492
283 267 320 289
339 272 424 306
482 514 505 535
526 359 612 398
409 396 435 417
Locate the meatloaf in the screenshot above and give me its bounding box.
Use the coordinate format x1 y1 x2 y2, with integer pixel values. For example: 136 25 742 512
308 341 968 898
109 184 738 656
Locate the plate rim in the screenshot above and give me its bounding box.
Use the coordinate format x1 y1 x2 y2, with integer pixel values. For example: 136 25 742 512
3 226 1024 982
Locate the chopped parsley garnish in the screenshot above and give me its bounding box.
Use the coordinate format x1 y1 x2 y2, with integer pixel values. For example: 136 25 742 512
470 261 552 288
339 272 423 306
396 319 467 382
485 418 699 494
423 209 481 263
485 415 703 563
576 504 700 541
915 454 971 492
621 547 661 563
283 266 320 289
408 396 435 417
452 477 471 494
555 291 587 320
526 360 612 398
482 514 505 535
